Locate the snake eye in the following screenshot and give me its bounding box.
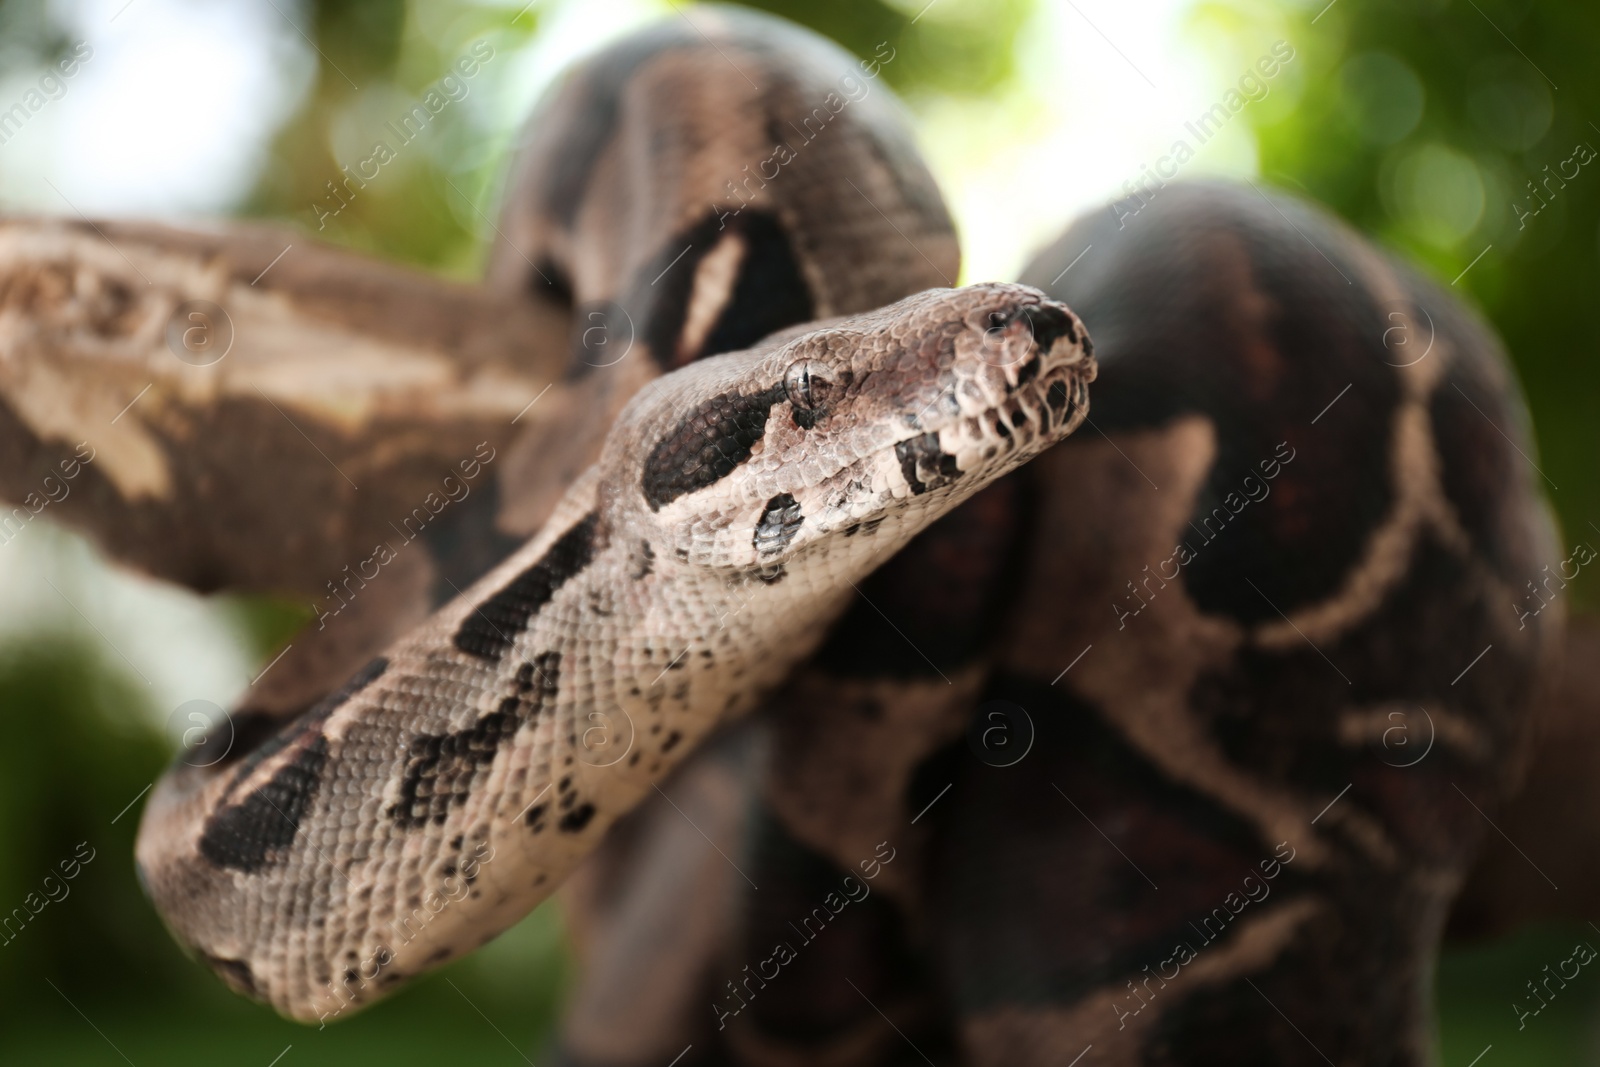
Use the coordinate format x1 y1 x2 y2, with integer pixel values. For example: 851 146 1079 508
784 360 835 427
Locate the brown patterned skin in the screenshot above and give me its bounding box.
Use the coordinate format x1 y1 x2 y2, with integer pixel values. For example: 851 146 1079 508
944 182 1559 1065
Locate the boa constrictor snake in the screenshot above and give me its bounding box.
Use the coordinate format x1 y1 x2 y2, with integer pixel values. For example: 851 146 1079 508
0 7 1562 1066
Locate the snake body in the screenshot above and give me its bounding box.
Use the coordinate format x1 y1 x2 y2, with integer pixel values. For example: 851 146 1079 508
110 7 1562 1064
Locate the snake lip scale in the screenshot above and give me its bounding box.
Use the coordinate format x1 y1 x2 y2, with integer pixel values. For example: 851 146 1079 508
133 283 1095 1023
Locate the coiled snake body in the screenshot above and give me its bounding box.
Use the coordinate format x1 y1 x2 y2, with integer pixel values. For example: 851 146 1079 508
0 7 1559 1066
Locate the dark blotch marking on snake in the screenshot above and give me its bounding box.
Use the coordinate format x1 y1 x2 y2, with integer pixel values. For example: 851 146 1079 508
454 514 599 661
641 384 786 510
530 256 573 310
196 657 390 871
559 803 597 833
695 212 815 364
389 651 562 829
754 493 804 556
1046 379 1071 416
632 540 655 580
842 517 885 538
633 210 814 373
515 661 538 691
896 432 962 495
198 734 330 873
204 708 285 773
1014 302 1081 358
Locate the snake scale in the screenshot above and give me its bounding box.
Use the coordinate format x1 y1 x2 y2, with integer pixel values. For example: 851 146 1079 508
0 7 1561 1065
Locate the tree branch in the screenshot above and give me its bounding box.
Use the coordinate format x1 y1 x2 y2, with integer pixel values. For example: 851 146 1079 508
0 217 570 597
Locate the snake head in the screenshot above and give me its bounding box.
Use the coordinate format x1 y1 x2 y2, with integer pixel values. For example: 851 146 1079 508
614 282 1095 579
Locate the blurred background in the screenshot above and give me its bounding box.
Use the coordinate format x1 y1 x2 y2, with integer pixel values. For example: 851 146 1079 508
0 0 1595 1062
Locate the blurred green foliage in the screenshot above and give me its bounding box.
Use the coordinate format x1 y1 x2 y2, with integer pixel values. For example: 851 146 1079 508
242 0 539 276
737 0 1032 97
0 640 174 1007
0 0 76 70
1438 924 1600 1065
